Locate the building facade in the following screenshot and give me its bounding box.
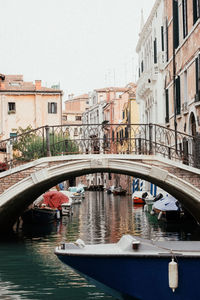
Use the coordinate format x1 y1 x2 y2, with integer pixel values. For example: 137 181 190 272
164 0 200 137
0 75 63 140
63 93 89 125
136 0 166 125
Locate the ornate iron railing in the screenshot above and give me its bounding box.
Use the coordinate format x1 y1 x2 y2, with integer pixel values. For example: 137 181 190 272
0 123 199 169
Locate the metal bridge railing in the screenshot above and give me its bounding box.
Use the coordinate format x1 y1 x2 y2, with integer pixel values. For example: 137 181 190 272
0 123 199 170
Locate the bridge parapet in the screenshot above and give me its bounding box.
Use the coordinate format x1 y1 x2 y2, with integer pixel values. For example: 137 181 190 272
0 124 199 170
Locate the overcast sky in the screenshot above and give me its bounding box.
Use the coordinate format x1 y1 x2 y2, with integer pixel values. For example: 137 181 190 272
0 0 154 98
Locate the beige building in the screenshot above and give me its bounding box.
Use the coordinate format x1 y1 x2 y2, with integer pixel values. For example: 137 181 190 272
0 74 63 140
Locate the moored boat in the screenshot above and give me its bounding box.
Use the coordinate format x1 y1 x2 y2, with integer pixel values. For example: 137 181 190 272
112 186 126 196
22 206 57 224
43 191 70 212
132 191 154 204
151 195 183 221
55 234 200 300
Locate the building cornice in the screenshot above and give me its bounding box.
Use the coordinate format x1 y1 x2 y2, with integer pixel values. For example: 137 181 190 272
136 0 161 53
0 90 63 95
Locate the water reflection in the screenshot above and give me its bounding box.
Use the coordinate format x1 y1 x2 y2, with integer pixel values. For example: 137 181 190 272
0 191 200 300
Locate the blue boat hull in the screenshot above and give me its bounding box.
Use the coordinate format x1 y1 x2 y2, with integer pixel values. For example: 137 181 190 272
56 254 200 300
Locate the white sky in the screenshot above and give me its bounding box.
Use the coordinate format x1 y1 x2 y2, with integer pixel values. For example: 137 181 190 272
0 0 154 98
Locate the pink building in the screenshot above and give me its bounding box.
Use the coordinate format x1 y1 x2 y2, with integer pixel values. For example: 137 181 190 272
63 94 89 125
164 0 200 136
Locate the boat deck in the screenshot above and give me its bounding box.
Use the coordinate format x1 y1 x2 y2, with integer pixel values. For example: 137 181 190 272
55 235 200 258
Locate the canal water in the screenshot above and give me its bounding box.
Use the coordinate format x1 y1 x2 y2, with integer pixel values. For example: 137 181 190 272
1 191 200 300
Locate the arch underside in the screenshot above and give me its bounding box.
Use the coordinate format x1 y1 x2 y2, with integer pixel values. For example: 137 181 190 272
0 158 200 231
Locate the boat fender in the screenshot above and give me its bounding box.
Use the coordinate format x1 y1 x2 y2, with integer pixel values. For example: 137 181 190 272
74 239 85 248
158 211 163 220
144 205 147 212
56 210 61 219
168 258 178 292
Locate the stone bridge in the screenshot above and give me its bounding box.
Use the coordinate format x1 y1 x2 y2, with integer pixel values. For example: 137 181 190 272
0 154 200 232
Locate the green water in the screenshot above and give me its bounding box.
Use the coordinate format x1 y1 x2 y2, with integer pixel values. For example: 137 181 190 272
0 191 200 300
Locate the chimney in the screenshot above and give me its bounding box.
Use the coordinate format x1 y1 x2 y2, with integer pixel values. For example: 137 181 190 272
0 74 5 89
35 80 42 90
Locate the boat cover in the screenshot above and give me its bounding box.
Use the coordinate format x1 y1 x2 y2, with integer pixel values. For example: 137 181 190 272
152 195 179 211
43 191 69 210
68 186 84 193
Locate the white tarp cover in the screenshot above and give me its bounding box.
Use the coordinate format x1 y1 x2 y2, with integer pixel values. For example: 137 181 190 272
152 195 179 211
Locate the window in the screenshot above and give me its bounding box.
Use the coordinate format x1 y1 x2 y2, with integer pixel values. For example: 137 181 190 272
173 0 179 49
166 18 169 62
193 0 200 24
75 116 82 121
165 89 169 123
183 70 188 103
10 132 17 138
112 130 115 142
48 102 57 114
182 0 188 38
8 102 16 113
161 26 164 51
10 132 17 143
153 38 157 63
175 76 181 115
195 54 200 102
141 60 144 73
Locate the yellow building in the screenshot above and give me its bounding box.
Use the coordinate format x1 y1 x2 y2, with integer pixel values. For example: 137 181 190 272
116 84 139 154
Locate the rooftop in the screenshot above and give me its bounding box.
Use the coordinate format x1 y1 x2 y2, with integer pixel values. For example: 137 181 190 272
0 74 62 93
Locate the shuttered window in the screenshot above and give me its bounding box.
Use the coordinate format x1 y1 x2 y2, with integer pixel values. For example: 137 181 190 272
141 61 144 73
154 38 157 63
175 76 181 115
165 89 169 123
182 0 188 38
166 18 169 62
173 0 179 49
193 0 200 24
195 55 200 101
48 102 57 114
161 26 164 51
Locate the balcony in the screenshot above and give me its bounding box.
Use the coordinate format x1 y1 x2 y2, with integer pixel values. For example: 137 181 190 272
137 72 152 97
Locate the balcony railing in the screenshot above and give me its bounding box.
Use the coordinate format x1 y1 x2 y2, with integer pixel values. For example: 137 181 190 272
0 123 199 169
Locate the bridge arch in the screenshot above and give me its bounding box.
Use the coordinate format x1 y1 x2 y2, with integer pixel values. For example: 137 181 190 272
0 155 200 231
